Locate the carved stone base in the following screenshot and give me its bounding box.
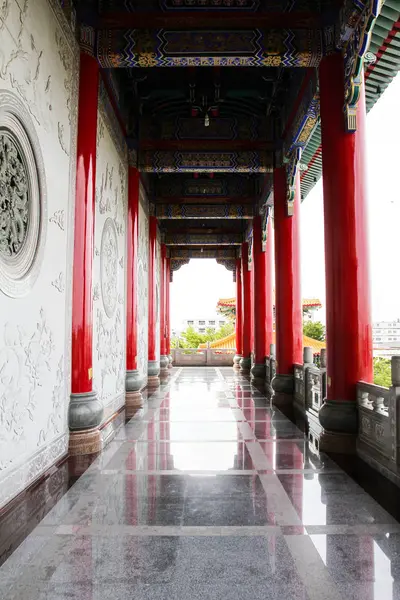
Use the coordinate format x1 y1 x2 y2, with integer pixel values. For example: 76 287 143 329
148 375 160 388
239 356 251 372
319 429 356 454
251 363 266 380
319 400 358 434
160 355 170 372
68 391 103 431
68 428 102 456
271 373 294 395
272 391 294 408
126 369 144 393
125 391 144 419
233 354 242 369
148 360 160 377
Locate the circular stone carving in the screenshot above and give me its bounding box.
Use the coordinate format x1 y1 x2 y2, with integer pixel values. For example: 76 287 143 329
100 217 118 318
0 91 46 297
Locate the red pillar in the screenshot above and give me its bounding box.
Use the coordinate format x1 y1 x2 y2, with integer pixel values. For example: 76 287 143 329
251 215 267 378
234 258 243 367
272 167 302 394
319 53 372 442
264 214 274 356
125 167 143 409
148 216 160 382
69 51 103 434
160 244 169 371
240 242 252 371
166 258 172 365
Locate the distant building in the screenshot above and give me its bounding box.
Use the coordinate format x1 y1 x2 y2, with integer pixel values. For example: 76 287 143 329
177 317 228 336
373 320 400 357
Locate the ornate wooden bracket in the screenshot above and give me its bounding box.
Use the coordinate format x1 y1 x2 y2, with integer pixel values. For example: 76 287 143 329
342 0 382 132
285 148 302 217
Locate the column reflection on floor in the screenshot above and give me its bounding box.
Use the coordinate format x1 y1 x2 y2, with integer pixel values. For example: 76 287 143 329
1 367 400 600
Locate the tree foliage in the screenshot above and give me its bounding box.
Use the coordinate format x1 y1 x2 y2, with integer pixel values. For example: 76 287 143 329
374 357 392 388
171 322 235 349
303 321 325 341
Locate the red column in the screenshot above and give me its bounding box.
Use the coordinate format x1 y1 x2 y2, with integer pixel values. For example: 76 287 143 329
264 214 274 356
272 167 302 394
240 242 251 371
251 215 267 378
160 244 169 371
148 216 160 382
166 258 172 365
69 52 103 433
125 167 143 407
319 53 372 442
234 258 243 367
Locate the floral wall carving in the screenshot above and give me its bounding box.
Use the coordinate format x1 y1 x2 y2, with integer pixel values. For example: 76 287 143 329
0 0 78 509
93 110 127 412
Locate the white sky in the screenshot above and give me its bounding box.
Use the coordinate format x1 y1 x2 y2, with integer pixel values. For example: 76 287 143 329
171 74 400 329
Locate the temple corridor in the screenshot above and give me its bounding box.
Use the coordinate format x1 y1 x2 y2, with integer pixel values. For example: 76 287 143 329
1 366 400 599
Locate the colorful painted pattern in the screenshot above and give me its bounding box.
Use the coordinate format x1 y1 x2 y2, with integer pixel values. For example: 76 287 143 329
156 204 253 219
139 150 272 173
141 116 267 141
170 248 237 259
162 0 260 9
97 28 323 68
165 234 242 245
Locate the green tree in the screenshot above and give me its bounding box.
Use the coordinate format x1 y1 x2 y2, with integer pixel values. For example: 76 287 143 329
215 321 235 340
373 357 392 388
303 321 325 341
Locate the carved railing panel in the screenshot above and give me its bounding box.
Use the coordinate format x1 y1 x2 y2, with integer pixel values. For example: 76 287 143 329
357 381 392 460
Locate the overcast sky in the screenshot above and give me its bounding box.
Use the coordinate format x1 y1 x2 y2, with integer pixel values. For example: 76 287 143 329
171 73 400 329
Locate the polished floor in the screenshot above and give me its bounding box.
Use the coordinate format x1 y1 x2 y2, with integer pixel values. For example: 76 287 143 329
1 367 400 599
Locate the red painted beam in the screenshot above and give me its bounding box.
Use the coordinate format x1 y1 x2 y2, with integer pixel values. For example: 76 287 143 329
99 11 323 30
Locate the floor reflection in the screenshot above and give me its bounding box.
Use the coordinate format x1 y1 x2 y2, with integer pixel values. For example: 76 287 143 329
1 367 400 599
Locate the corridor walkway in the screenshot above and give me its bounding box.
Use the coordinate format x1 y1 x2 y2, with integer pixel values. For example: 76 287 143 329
1 367 400 599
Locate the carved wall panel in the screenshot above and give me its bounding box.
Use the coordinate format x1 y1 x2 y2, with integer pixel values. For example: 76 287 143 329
137 186 149 382
0 0 79 509
93 110 128 416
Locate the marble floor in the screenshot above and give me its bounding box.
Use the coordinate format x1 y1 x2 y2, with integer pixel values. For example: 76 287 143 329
1 367 400 599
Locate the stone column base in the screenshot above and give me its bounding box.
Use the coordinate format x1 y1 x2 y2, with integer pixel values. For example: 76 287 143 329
317 400 358 454
271 373 294 395
160 355 170 373
148 375 160 388
69 428 102 456
68 391 103 431
168 354 173 368
239 356 251 372
318 429 356 454
126 369 144 394
251 363 266 380
233 354 242 369
125 390 144 419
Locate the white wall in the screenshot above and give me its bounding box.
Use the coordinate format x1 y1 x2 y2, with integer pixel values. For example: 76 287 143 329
0 0 78 508
137 187 149 383
92 105 128 422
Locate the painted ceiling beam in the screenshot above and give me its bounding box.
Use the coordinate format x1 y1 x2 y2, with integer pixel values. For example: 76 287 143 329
165 234 243 246
98 12 324 30
170 248 237 260
156 204 253 219
97 29 324 68
139 140 274 151
138 150 272 173
155 196 258 205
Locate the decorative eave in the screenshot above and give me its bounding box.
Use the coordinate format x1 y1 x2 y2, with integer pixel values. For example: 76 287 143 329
301 0 400 200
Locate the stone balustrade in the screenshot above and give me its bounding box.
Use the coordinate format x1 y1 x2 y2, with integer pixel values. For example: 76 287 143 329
356 356 400 485
172 348 235 367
